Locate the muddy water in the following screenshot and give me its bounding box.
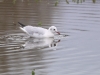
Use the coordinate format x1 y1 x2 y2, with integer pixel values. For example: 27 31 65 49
0 0 100 75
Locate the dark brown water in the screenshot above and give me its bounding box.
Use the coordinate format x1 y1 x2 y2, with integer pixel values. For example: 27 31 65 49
0 0 100 75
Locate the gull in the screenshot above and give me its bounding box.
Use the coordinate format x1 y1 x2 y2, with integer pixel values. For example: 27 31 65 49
18 22 60 38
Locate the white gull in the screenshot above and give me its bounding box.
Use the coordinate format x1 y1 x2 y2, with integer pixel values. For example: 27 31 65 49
18 22 60 38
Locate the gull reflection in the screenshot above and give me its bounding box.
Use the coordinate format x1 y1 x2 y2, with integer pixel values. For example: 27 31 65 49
21 38 60 49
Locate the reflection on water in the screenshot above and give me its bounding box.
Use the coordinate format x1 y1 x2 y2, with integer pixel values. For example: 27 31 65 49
22 38 60 50
0 0 100 75
0 32 62 49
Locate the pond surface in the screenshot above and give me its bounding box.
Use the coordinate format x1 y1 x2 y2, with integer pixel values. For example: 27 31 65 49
0 0 100 75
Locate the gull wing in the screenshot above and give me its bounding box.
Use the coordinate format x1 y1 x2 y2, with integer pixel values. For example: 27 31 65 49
23 26 47 35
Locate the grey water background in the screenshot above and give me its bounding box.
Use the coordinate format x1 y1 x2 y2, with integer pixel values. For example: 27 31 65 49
0 0 100 75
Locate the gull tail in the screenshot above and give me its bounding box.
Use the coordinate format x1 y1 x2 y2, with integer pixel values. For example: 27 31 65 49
18 22 26 28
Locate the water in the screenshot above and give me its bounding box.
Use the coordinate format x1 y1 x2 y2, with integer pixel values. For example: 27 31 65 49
0 0 100 75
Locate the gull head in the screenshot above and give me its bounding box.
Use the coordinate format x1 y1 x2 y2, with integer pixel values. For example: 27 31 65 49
48 26 60 35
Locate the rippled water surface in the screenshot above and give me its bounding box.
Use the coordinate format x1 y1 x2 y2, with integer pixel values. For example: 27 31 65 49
0 0 100 75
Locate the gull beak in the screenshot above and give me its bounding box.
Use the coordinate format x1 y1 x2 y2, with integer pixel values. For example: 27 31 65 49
56 31 60 35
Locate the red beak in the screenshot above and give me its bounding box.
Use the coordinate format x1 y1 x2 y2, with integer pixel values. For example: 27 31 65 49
56 32 60 35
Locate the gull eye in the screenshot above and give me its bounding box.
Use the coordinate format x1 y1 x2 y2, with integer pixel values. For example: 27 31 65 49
54 44 56 46
53 29 55 31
